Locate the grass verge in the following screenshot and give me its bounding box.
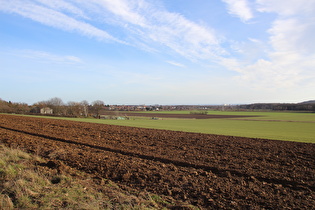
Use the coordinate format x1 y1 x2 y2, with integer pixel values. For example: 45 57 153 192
0 144 191 209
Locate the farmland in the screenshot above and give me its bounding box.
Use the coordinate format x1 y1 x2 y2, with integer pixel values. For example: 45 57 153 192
99 111 315 143
0 114 314 209
25 110 315 143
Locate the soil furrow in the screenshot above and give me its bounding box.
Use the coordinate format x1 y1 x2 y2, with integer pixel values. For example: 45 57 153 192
1 124 314 191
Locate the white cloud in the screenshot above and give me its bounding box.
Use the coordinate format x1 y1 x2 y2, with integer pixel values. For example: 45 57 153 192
34 0 89 19
0 0 120 42
237 52 315 88
64 55 82 63
256 0 315 55
166 61 186 68
11 49 83 64
256 0 315 16
83 0 225 61
268 18 315 55
145 11 225 60
222 0 253 22
227 0 315 89
0 0 225 62
87 0 148 27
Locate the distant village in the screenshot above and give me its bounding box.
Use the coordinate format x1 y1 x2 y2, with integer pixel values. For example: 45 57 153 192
0 97 314 118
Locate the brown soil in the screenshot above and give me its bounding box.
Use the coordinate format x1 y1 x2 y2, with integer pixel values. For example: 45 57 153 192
0 114 314 209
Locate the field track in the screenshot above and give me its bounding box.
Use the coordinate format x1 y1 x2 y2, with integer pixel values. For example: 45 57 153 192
0 114 314 209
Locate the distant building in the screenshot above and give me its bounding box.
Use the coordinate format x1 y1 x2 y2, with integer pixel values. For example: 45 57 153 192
40 107 53 114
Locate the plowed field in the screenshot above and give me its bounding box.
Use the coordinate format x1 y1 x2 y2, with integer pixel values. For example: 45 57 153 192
0 114 314 209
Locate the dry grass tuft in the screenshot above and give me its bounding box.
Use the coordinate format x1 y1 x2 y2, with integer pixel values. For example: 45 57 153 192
0 144 183 209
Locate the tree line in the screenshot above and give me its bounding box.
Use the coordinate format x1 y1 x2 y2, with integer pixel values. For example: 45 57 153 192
0 97 107 117
237 102 315 112
1 98 314 117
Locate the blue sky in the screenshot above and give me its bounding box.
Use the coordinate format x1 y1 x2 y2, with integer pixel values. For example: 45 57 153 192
1 0 315 105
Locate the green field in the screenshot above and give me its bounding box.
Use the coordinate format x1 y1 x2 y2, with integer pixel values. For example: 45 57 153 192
7 111 315 143
91 111 315 143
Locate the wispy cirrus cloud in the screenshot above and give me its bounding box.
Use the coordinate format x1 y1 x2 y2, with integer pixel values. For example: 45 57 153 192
34 0 89 19
79 0 225 61
86 0 148 27
166 61 186 68
9 49 83 65
144 10 225 60
0 0 225 62
0 0 121 43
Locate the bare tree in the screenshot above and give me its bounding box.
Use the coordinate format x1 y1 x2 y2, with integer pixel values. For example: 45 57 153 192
47 97 64 107
0 99 30 114
91 100 105 117
67 101 82 117
0 99 12 113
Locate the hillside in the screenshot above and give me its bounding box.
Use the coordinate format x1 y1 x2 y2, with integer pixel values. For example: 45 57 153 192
300 100 315 104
